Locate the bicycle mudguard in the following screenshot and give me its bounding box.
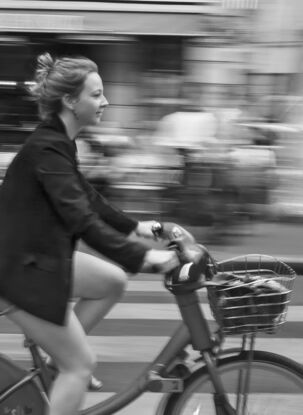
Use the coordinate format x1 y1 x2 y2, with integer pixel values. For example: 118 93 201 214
155 393 171 415
0 353 46 414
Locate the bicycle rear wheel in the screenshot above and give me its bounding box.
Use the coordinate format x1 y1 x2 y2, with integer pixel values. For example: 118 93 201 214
162 350 303 415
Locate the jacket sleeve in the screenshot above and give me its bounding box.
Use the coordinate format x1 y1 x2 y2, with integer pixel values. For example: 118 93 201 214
77 171 138 235
34 145 148 273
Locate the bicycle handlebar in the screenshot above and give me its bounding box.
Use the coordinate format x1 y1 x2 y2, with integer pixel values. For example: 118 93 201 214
151 222 216 293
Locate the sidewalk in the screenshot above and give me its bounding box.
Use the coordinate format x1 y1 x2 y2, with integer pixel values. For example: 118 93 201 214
185 220 303 274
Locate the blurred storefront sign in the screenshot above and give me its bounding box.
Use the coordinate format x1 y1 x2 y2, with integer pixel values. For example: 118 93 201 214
5 0 215 13
0 11 203 36
0 13 83 32
221 0 258 9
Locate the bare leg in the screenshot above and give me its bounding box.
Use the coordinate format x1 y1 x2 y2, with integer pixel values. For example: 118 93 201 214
72 251 128 333
7 309 95 415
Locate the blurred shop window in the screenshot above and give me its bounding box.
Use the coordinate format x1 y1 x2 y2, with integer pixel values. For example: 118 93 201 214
0 40 39 127
0 42 31 81
142 36 182 72
140 70 183 120
0 82 38 126
139 36 183 123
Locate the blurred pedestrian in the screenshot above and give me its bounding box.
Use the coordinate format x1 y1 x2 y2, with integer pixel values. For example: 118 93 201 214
153 81 218 151
153 81 221 224
0 52 179 415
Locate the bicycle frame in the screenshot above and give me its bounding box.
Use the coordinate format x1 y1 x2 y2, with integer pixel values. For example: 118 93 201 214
81 322 191 415
0 321 192 413
31 290 236 415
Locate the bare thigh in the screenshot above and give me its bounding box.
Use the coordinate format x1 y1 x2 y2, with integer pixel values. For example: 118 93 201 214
7 309 94 372
72 251 128 300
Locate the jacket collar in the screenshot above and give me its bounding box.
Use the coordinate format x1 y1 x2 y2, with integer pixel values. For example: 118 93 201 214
41 114 78 157
44 114 77 145
44 114 69 136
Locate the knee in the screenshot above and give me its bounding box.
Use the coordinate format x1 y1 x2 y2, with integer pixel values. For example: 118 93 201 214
83 349 96 378
67 348 96 380
110 268 128 300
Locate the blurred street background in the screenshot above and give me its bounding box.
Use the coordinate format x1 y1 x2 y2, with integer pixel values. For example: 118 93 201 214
1 0 303 241
1 0 303 413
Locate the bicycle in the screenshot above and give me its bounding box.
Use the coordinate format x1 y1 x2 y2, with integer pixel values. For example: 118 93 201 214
0 222 302 415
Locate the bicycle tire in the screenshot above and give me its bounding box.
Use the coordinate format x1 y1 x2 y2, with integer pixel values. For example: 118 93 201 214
161 350 303 415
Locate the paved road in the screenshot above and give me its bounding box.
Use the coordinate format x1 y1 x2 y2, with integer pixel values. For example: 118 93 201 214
1 221 303 413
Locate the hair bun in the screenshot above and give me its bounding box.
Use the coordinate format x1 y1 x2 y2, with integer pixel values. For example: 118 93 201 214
35 52 54 82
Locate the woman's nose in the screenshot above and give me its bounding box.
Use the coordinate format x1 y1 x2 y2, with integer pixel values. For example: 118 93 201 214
101 96 109 108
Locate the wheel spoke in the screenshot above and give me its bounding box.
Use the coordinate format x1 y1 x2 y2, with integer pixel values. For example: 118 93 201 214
165 352 303 415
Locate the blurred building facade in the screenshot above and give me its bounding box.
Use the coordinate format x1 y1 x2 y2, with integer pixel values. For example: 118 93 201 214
0 0 302 135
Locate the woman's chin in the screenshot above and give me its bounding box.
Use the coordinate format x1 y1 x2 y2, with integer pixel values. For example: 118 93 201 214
89 117 102 126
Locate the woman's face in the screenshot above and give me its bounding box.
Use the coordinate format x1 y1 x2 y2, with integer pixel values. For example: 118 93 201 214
74 72 109 126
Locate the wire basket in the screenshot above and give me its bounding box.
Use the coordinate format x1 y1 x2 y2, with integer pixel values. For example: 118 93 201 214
207 254 296 336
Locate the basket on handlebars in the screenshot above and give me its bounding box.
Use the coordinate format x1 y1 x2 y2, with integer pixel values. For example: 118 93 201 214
207 255 296 335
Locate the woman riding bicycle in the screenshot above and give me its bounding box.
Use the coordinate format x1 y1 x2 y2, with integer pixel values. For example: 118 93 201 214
0 53 179 415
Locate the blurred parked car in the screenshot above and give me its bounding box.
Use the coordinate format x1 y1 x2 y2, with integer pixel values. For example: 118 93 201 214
0 146 18 184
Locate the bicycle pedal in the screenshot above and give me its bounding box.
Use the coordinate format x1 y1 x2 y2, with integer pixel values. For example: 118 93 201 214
147 371 183 393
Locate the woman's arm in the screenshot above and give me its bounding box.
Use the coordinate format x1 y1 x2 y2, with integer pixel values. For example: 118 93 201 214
35 145 148 272
77 171 138 235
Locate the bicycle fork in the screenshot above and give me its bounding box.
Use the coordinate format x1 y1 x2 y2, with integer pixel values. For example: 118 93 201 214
235 335 256 415
204 335 256 415
202 350 237 415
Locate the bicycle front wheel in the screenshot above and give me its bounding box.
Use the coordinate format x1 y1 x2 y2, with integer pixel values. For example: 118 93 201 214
163 350 303 415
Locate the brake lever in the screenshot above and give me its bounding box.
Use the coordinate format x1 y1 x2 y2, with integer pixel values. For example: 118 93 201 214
152 222 200 262
151 222 218 280
152 222 195 245
151 221 164 239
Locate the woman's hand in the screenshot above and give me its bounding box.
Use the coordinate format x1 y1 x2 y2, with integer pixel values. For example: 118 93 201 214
140 249 180 273
135 221 159 239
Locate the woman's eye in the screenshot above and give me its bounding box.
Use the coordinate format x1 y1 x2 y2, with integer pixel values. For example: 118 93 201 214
92 91 102 98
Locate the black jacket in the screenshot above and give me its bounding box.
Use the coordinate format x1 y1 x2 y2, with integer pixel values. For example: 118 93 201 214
0 116 148 325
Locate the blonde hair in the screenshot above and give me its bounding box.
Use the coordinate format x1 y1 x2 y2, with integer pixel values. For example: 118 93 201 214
29 52 98 120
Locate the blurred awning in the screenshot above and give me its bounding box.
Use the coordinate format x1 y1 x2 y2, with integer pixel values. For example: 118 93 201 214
0 1 220 36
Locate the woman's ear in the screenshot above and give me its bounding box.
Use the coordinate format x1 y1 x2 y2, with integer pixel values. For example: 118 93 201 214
62 94 77 111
